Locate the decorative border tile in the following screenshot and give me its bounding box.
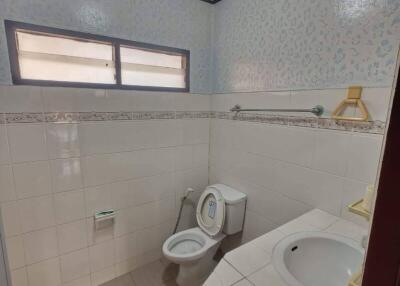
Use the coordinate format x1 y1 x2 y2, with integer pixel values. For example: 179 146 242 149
78 112 110 122
0 111 385 134
214 112 385 134
288 116 318 128
351 120 386 134
45 112 79 123
317 118 354 132
5 113 44 123
108 112 133 121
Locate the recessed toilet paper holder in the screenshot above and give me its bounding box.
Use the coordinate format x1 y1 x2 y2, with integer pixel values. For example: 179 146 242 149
94 209 115 230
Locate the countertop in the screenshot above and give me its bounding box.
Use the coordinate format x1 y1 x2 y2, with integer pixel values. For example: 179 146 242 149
203 209 367 286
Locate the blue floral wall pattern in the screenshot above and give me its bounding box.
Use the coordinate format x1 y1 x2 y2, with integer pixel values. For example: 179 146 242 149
0 0 214 93
212 0 400 92
0 0 399 93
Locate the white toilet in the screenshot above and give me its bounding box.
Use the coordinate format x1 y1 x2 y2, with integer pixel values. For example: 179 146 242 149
162 184 246 284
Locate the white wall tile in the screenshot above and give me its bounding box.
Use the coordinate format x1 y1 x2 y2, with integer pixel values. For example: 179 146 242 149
341 179 370 227
0 165 16 202
193 144 209 168
346 134 383 183
175 94 211 111
46 123 80 159
57 219 88 254
112 173 176 214
177 119 210 145
256 125 316 167
114 207 138 237
114 233 137 263
0 125 10 164
133 198 175 230
173 145 193 171
18 195 55 233
7 124 48 163
62 275 91 286
10 267 28 286
79 121 177 155
244 182 311 225
274 162 344 215
82 148 174 187
103 90 136 112
60 248 90 283
290 89 352 118
23 227 58 264
13 161 52 199
91 266 116 286
86 217 114 246
51 158 83 192
54 190 86 225
84 186 113 218
155 120 179 148
312 130 351 176
5 235 26 270
42 87 106 112
27 257 62 286
241 211 278 244
130 92 176 111
79 122 113 156
89 240 115 272
360 87 392 122
0 86 43 113
1 201 22 236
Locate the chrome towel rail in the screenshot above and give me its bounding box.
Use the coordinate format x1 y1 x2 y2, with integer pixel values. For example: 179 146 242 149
230 104 324 117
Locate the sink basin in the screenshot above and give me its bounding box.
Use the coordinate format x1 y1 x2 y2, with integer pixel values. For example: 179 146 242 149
272 232 364 286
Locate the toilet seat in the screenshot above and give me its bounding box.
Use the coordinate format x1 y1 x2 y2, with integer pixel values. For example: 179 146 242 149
162 227 225 264
196 187 225 237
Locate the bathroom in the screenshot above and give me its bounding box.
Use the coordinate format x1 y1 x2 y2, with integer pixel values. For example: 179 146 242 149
0 0 399 285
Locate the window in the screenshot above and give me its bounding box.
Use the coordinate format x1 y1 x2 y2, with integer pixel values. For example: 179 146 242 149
5 20 190 92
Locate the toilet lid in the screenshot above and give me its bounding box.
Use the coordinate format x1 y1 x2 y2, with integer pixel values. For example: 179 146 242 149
196 187 225 237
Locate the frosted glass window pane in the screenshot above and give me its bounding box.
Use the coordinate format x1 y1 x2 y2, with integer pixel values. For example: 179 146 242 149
121 47 182 68
16 31 115 84
120 46 186 88
121 65 186 88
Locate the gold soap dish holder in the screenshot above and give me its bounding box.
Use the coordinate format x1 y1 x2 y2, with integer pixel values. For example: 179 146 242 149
348 200 371 220
332 86 370 121
348 270 363 286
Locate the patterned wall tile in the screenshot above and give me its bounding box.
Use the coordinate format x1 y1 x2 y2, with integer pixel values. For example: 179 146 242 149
213 0 400 92
0 0 214 93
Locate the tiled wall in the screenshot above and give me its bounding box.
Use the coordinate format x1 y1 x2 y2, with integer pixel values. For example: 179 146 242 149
0 85 211 286
209 87 390 244
0 0 214 93
212 0 400 92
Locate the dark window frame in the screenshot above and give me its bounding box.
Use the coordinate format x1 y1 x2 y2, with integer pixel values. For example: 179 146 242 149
4 20 190 93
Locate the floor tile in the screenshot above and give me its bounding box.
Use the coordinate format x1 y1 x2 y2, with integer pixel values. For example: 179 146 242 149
101 274 135 286
203 259 243 286
130 260 178 286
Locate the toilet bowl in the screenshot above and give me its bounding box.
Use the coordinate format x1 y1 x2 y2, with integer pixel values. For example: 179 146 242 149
163 227 225 264
163 227 225 283
162 184 247 284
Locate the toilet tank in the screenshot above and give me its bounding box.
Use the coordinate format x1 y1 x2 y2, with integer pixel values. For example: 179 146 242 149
210 184 247 235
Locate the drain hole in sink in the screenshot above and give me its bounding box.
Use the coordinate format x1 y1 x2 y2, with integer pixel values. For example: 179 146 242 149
291 246 298 252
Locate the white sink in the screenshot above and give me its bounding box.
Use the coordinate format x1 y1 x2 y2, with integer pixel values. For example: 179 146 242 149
272 232 364 286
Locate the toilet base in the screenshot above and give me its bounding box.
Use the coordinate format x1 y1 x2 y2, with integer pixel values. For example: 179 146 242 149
176 242 221 285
